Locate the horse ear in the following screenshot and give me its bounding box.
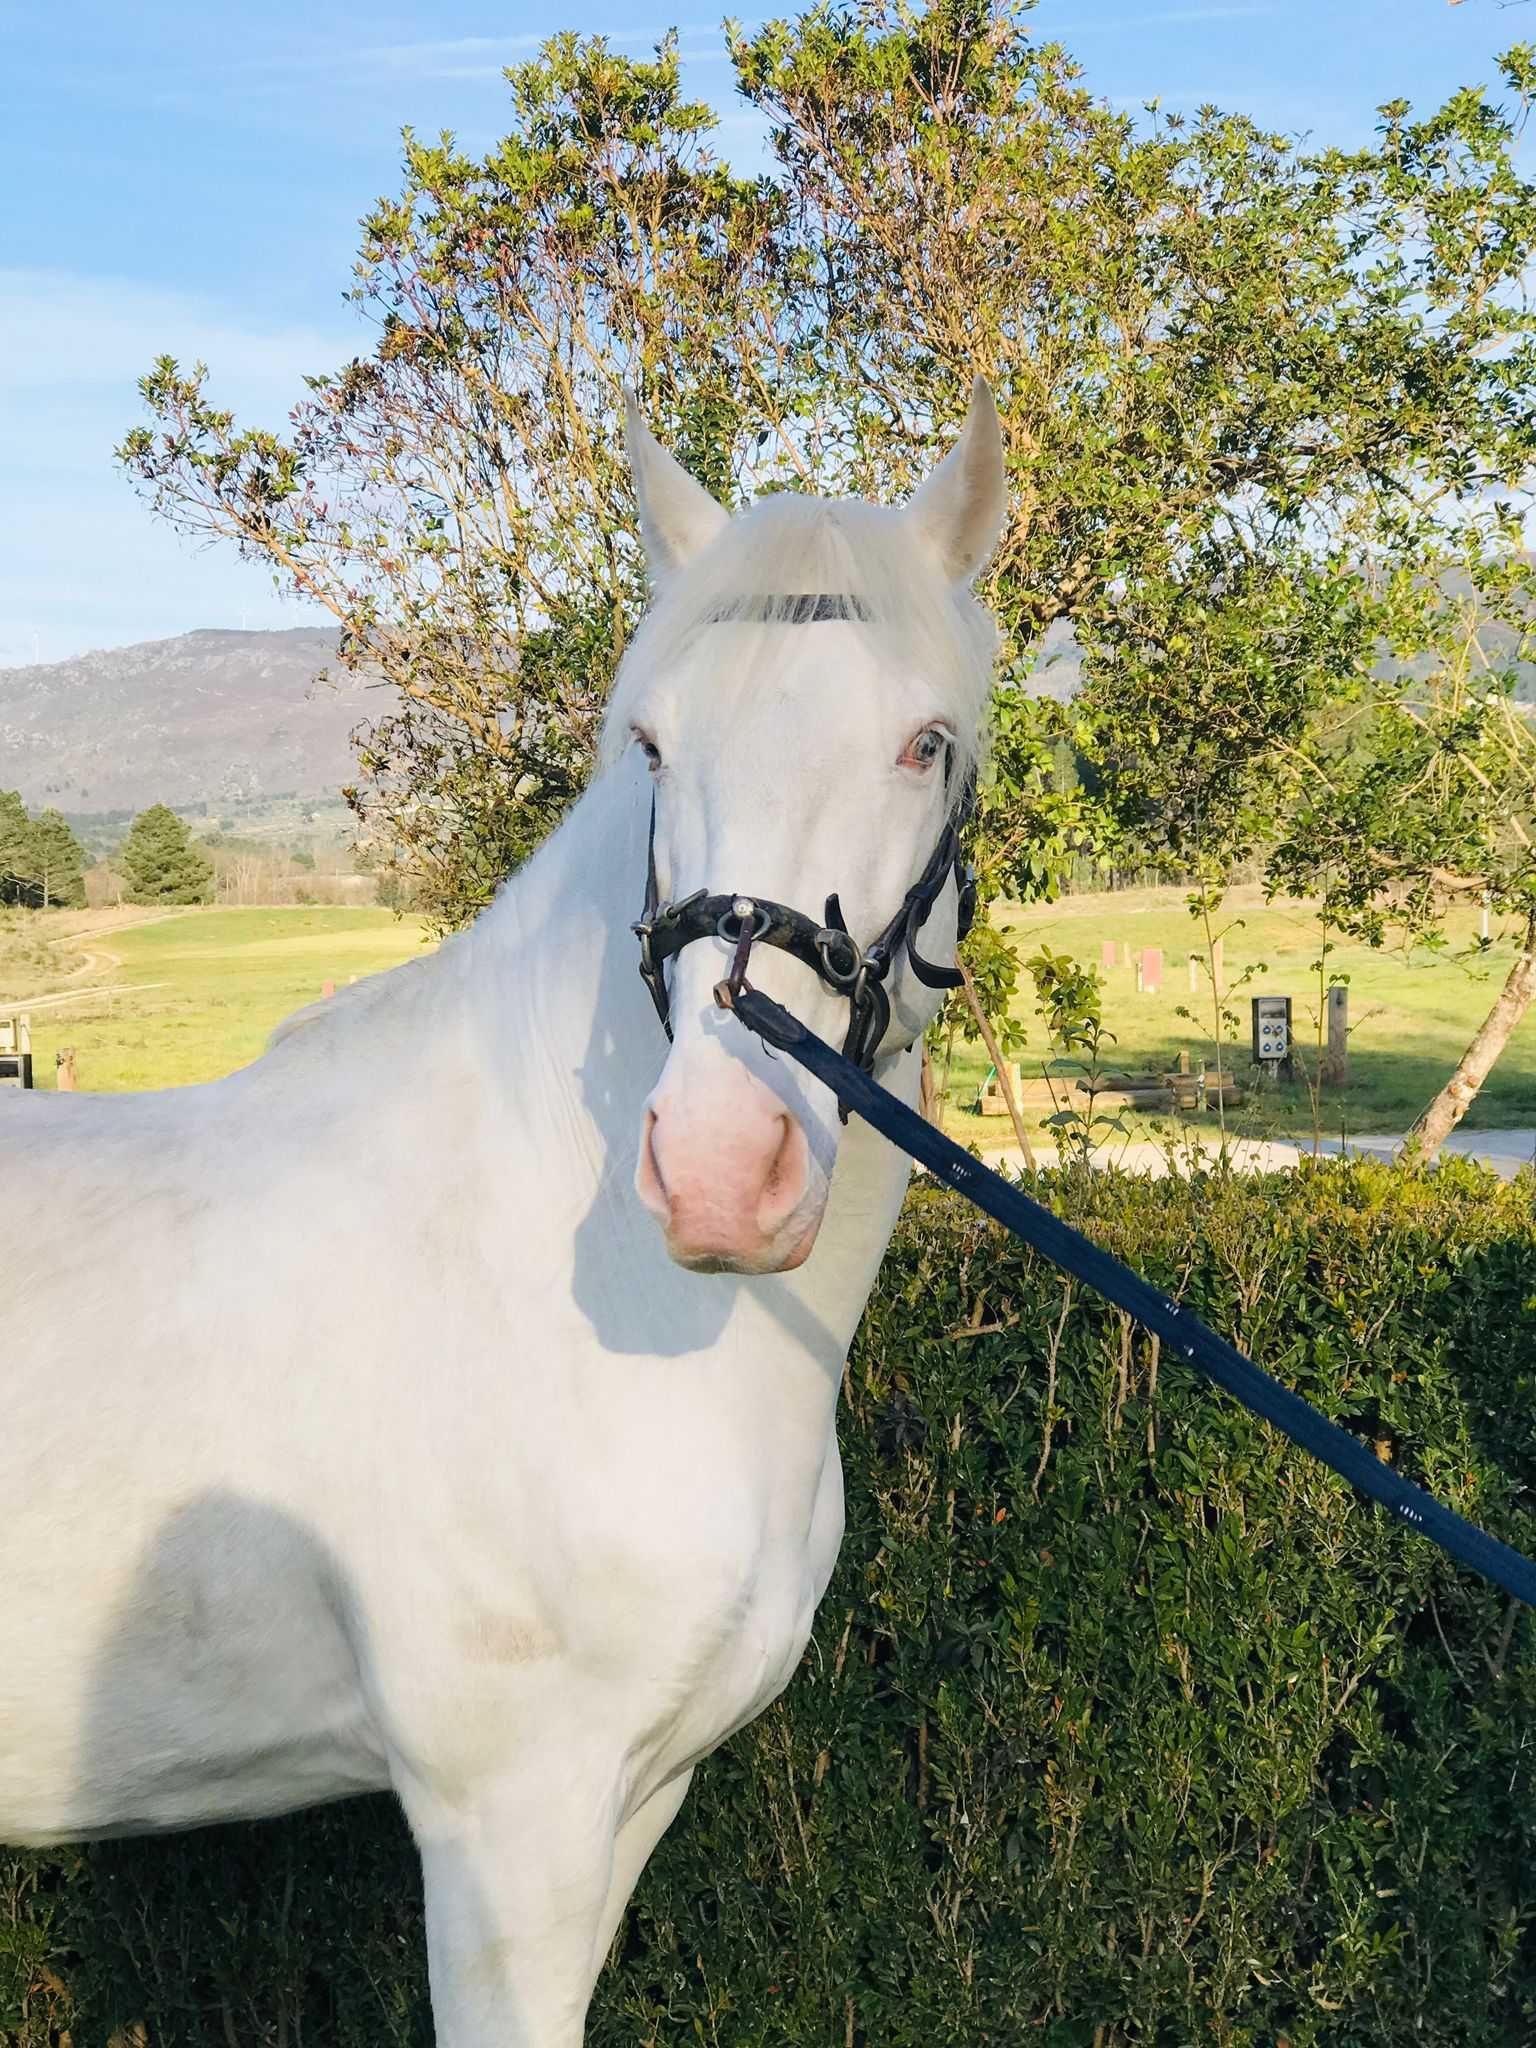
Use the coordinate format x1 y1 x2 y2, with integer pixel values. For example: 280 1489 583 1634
906 376 1008 584
623 388 730 576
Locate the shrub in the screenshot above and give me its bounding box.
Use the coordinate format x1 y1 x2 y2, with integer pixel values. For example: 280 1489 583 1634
5 1161 1534 2045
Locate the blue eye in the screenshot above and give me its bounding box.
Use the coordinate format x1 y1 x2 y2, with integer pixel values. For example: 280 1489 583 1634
902 726 948 770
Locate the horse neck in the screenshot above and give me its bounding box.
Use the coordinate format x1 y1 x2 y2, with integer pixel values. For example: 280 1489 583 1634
459 761 661 1135
458 764 915 1366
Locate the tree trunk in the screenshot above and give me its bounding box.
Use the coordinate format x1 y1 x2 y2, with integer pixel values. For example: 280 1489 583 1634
919 1045 942 1126
1405 909 1536 1162
957 958 1037 1170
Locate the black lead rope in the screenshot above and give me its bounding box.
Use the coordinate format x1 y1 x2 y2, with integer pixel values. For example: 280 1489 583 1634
724 983 1536 1610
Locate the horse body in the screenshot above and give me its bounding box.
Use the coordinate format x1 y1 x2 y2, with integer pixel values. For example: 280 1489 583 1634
0 758 911 1853
1 381 1006 2043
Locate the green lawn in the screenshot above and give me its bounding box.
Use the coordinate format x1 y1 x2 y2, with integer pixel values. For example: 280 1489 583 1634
0 907 431 1092
2 889 1532 1140
943 885 1536 1145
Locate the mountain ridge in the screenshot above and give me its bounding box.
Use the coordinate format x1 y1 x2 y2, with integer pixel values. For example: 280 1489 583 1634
2 602 1526 825
0 626 370 813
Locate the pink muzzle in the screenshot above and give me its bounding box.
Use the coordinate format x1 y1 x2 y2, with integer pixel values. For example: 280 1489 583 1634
636 1074 825 1274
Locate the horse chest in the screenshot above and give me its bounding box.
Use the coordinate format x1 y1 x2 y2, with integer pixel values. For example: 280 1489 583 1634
591 1400 845 1729
381 1409 846 1797
586 1492 838 1788
671 1501 835 1738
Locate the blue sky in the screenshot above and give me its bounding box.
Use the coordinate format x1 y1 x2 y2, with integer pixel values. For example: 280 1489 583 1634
1 0 1526 664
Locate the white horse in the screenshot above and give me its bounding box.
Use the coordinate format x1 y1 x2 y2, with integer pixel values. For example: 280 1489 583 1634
0 380 1007 2045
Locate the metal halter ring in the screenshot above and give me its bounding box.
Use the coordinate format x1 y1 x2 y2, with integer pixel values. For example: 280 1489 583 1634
716 898 772 945
813 926 864 988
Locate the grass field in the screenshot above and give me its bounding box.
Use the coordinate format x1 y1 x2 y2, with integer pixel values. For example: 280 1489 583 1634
1 890 1532 1142
0 906 431 1092
946 885 1536 1146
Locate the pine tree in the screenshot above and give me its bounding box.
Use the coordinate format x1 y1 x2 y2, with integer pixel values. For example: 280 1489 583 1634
0 790 33 905
29 808 87 909
120 803 213 906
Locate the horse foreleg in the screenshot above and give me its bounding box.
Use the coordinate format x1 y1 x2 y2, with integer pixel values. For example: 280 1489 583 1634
405 1767 619 2048
588 1766 695 1976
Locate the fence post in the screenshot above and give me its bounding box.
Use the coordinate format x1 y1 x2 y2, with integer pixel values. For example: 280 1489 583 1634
1324 985 1349 1087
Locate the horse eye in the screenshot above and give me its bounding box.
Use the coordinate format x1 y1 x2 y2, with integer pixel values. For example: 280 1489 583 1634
901 726 948 770
633 729 662 771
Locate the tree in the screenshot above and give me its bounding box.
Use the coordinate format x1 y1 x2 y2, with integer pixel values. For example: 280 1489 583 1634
118 8 1536 1117
120 805 213 906
0 795 85 909
0 790 34 906
121 33 802 921
1265 558 1536 1157
29 809 86 909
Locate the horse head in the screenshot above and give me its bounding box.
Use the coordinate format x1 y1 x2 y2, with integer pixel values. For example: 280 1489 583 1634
608 381 1007 1274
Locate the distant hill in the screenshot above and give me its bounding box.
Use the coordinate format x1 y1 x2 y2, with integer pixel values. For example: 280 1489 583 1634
0 627 374 813
1 599 1525 828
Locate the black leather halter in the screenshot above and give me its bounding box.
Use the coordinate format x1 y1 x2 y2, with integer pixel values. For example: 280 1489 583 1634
631 596 976 1080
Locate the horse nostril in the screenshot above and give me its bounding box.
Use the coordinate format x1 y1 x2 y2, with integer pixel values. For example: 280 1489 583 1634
756 1114 809 1234
762 1116 795 1200
634 1108 671 1222
638 1094 819 1262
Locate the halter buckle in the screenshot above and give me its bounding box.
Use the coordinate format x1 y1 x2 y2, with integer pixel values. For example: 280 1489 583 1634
656 887 706 929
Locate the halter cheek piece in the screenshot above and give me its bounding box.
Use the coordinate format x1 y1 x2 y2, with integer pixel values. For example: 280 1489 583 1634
630 594 977 1092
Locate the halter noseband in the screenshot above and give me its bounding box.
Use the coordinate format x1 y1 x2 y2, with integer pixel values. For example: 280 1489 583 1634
630 594 976 1083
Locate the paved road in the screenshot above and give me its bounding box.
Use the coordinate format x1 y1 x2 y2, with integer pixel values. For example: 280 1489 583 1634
974 1128 1536 1181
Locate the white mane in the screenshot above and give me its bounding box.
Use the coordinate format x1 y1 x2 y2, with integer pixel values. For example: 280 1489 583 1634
600 490 999 778
266 951 438 1050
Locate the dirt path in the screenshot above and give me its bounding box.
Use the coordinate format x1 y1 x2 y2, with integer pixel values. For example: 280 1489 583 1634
0 907 189 1006
55 944 118 980
46 907 187 949
41 907 191 983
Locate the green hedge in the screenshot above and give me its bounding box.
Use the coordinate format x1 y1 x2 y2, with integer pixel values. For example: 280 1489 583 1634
6 1161 1535 2046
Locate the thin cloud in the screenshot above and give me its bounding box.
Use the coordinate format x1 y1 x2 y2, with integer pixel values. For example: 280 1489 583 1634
0 271 357 397
357 33 549 78
355 23 754 80
1063 5 1270 29
0 270 351 658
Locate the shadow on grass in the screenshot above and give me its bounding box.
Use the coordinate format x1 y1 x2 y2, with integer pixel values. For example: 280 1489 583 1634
5 1801 430 2048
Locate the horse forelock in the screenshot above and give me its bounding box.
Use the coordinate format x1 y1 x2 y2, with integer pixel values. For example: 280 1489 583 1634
600 492 998 776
